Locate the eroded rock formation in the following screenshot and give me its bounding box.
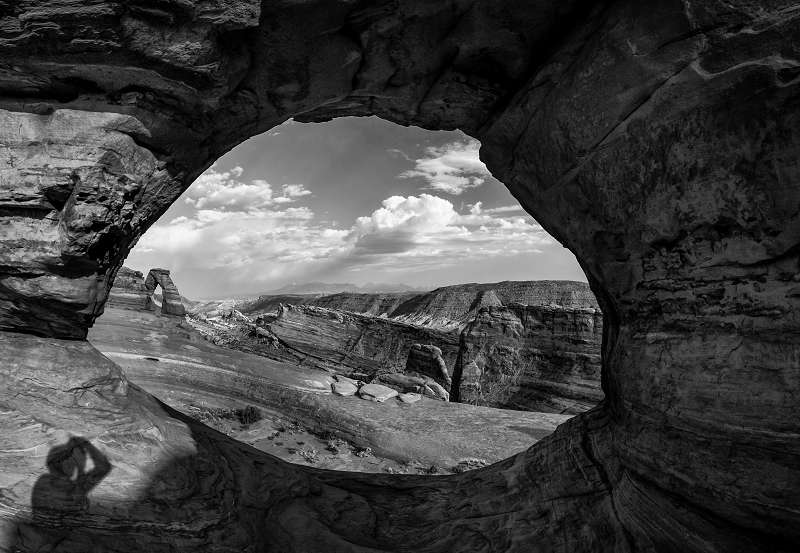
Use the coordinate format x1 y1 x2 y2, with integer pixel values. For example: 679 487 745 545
0 1 798 551
106 266 186 316
189 284 602 411
144 268 186 316
221 303 460 385
106 266 150 311
454 304 603 414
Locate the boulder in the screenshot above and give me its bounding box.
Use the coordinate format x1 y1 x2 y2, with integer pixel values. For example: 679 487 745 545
358 384 399 403
422 382 449 402
398 393 421 404
331 381 358 397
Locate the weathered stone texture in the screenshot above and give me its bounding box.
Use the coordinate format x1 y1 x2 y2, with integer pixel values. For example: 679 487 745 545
0 0 798 551
455 304 603 414
105 266 150 310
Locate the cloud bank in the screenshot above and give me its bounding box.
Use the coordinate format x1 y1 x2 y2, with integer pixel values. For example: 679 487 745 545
129 166 552 295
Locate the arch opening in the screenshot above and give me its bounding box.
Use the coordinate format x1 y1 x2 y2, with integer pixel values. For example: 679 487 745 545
92 116 605 475
0 1 797 550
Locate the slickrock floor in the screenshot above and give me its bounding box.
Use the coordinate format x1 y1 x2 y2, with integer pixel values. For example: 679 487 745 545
88 307 570 473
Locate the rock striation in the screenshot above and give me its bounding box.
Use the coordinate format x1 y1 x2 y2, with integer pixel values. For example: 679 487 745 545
454 304 603 414
0 1 798 551
239 280 597 329
254 304 460 386
191 289 602 411
106 266 150 311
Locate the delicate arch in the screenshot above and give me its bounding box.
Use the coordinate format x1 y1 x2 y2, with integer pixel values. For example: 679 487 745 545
144 269 186 317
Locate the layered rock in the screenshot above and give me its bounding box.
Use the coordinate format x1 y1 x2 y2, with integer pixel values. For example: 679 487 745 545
105 267 150 311
389 281 598 330
254 304 460 387
237 281 597 329
455 304 603 414
193 293 601 411
0 1 798 551
240 292 417 318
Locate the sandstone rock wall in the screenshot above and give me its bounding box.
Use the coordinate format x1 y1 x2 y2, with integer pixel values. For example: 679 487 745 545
235 280 598 331
106 266 150 311
0 0 797 551
455 304 603 414
390 281 598 330
240 292 417 318
255 304 460 386
200 289 604 414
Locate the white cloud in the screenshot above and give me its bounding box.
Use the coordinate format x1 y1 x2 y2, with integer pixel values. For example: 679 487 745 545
130 186 552 294
343 194 552 271
469 202 524 215
400 138 491 195
184 166 312 212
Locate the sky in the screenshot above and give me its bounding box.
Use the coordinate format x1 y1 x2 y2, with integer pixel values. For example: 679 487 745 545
126 117 586 299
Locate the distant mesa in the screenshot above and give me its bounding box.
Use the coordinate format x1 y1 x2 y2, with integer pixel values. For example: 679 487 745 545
108 266 186 317
266 281 422 295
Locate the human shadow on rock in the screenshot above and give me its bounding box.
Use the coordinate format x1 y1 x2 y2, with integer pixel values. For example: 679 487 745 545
12 436 111 552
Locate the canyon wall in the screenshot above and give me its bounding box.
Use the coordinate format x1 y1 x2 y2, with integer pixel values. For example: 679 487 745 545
191 281 603 414
455 304 603 414
239 280 598 329
197 304 461 388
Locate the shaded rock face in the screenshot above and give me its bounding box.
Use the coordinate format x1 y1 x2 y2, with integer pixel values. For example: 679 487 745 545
144 268 186 317
454 305 603 414
405 344 452 388
0 2 798 552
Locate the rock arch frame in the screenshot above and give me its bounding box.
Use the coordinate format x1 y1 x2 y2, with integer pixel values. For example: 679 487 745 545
0 1 798 551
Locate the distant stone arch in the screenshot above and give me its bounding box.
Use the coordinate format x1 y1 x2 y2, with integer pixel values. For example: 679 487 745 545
144 269 186 317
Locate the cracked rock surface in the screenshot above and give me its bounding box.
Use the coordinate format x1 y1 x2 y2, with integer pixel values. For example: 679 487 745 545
0 0 798 551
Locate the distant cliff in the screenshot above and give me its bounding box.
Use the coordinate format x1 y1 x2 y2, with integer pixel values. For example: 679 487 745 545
237 280 598 330
454 304 603 413
190 281 603 415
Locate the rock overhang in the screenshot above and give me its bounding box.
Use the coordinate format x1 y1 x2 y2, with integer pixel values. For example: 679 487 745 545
0 0 797 551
